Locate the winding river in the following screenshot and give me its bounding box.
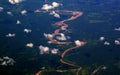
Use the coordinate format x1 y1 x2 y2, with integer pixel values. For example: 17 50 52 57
34 9 101 75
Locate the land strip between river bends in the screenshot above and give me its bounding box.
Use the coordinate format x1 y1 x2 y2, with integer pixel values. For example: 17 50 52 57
34 9 101 75
60 42 86 67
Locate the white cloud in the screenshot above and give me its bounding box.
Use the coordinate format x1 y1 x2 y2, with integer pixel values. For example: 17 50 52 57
51 48 59 54
101 66 107 70
39 45 59 54
54 13 60 18
41 2 60 11
26 43 34 48
0 7 4 12
100 37 105 41
6 33 15 37
34 9 41 13
44 33 53 39
41 67 45 69
8 0 25 4
56 33 67 41
7 11 13 16
24 29 32 33
52 2 60 8
16 20 21 24
114 27 120 31
1 61 7 66
41 4 53 11
104 41 110 45
0 56 15 66
50 11 60 18
115 40 120 45
39 45 50 54
21 10 27 15
75 40 82 46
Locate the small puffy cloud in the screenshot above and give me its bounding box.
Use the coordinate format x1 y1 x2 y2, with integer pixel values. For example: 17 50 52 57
50 11 60 18
52 2 60 8
21 10 27 15
114 27 120 31
26 43 34 48
51 48 59 54
16 20 21 24
24 29 32 33
39 45 50 54
7 11 13 16
75 40 82 46
6 33 15 37
115 40 120 45
54 13 60 18
34 9 41 13
0 7 4 12
41 67 45 69
8 0 25 4
104 41 110 45
0 56 15 66
100 37 105 41
39 45 59 54
56 33 67 41
44 33 53 39
101 66 107 70
41 2 60 11
41 4 53 11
